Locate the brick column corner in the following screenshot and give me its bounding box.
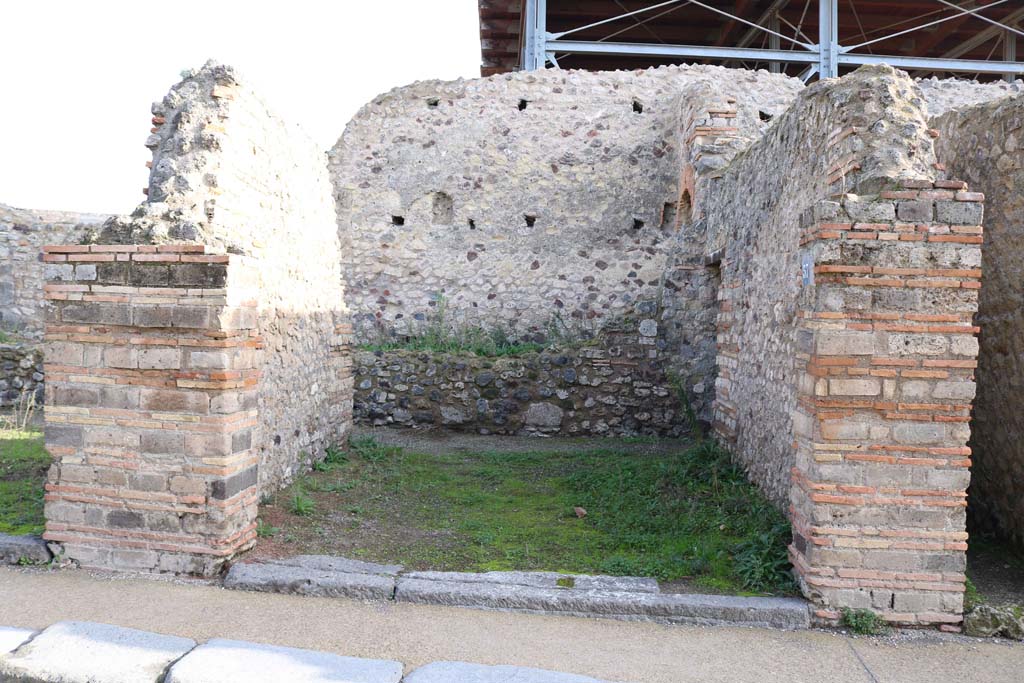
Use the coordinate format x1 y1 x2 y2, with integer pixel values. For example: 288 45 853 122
790 180 983 628
42 244 262 575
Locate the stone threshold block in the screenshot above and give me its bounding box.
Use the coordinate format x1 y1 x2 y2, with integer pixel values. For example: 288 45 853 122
394 576 809 629
404 662 624 683
223 556 400 600
165 638 403 683
223 554 810 630
0 534 51 566
0 621 196 682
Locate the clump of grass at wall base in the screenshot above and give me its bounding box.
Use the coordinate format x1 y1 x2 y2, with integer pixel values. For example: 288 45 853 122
0 428 48 535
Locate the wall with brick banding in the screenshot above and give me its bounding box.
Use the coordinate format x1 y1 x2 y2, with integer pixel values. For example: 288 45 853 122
933 94 1024 549
42 62 351 575
42 245 261 574
705 66 981 627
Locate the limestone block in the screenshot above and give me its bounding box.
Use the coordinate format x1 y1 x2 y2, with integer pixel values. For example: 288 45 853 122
165 639 403 683
0 621 196 682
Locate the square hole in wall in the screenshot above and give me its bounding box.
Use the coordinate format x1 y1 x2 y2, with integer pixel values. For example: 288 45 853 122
391 215 405 226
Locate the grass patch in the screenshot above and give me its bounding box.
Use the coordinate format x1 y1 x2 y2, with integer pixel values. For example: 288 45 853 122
260 437 795 595
0 428 49 535
841 607 889 635
360 326 549 358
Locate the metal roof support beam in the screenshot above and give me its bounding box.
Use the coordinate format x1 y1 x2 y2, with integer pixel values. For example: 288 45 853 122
819 0 839 78
842 0 1011 52
933 0 1024 39
521 0 548 70
544 40 819 64
737 0 792 48
838 51 1024 75
769 12 782 73
1005 30 1018 82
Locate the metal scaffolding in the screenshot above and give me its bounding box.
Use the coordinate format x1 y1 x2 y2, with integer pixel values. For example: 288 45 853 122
520 0 1024 79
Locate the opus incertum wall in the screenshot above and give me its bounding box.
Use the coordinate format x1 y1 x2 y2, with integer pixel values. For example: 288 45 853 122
21 59 1012 631
41 62 352 575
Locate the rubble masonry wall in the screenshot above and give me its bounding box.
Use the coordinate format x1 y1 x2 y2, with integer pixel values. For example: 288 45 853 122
933 93 1024 548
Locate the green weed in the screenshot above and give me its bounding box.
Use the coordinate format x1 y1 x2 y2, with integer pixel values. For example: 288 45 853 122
255 519 279 538
289 490 316 517
324 444 348 464
964 577 985 612
349 436 402 463
841 607 889 635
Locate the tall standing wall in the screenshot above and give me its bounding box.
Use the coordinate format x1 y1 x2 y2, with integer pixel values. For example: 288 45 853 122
42 62 352 574
706 66 982 627
933 94 1024 548
330 65 802 423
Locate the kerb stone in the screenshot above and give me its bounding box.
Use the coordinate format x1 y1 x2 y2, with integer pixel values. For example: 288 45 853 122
165 638 403 683
223 562 396 600
0 620 196 683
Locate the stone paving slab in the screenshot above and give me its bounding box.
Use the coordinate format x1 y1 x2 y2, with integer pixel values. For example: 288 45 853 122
0 535 51 566
0 627 35 655
165 638 403 683
395 577 809 629
403 571 659 594
0 620 196 682
404 661 621 683
224 561 396 600
268 555 403 576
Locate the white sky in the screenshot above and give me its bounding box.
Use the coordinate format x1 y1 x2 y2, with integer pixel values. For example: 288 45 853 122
0 1 481 215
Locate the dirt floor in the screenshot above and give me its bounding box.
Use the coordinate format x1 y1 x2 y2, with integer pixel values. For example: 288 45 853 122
967 537 1024 606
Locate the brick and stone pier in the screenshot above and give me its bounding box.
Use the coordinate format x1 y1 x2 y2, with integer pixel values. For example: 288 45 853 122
42 244 261 574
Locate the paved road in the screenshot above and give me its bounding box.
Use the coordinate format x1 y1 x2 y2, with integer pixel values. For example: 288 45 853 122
1 566 1021 683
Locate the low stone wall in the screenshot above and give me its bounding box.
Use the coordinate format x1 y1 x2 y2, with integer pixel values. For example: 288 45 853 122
354 324 689 437
1 203 108 340
0 343 43 406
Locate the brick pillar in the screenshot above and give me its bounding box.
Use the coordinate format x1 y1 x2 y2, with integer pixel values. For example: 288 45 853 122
790 181 983 628
42 244 261 575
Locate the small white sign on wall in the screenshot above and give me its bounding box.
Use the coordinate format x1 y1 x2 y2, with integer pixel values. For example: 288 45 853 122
801 251 814 286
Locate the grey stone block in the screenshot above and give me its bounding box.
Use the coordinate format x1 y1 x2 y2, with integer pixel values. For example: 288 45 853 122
404 662 617 683
0 534 52 566
268 555 403 576
165 638 403 683
0 620 196 682
0 628 35 655
402 571 658 593
395 578 809 629
224 561 396 600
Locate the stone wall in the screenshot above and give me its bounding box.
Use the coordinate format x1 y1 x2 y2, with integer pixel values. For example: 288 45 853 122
0 342 43 407
0 203 107 339
354 320 688 437
42 244 261 574
97 62 352 493
329 66 802 422
916 77 1023 118
933 94 1024 548
706 67 981 627
708 66 938 504
42 62 352 575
